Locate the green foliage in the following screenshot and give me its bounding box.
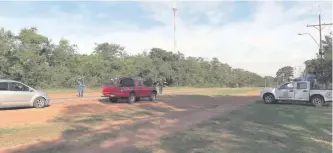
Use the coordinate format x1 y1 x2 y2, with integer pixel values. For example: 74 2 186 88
275 66 294 83
304 35 332 82
0 27 270 89
274 35 332 84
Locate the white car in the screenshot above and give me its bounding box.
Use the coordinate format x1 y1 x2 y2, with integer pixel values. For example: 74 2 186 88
260 81 332 107
0 79 50 108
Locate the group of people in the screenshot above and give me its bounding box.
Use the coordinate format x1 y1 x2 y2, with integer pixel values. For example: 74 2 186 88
75 77 165 97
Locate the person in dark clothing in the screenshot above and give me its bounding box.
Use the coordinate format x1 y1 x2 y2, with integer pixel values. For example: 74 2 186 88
77 77 85 97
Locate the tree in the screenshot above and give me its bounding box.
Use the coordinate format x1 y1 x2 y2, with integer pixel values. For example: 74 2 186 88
276 66 294 83
304 35 332 83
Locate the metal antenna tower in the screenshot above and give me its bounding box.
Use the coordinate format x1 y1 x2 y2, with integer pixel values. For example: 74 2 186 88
172 0 178 54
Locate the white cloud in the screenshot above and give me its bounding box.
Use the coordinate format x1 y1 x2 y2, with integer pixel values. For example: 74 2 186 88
0 1 332 77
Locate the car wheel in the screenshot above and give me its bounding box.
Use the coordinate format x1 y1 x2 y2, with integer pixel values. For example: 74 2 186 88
109 97 118 103
149 91 157 102
311 95 325 107
263 94 275 104
128 93 136 104
33 97 46 108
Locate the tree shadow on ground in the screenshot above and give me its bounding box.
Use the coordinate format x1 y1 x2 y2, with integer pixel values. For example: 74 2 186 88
4 94 259 153
127 100 332 153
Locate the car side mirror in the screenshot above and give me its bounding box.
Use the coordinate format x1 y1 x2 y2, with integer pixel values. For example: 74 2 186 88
29 89 34 92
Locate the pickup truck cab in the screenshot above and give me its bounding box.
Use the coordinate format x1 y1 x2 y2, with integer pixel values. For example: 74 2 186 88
260 81 332 107
102 77 157 104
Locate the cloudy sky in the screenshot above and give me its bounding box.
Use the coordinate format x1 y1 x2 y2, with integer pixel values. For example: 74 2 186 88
0 1 332 76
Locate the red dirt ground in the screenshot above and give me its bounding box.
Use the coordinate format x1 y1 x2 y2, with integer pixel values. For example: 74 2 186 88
1 88 259 128
0 88 260 153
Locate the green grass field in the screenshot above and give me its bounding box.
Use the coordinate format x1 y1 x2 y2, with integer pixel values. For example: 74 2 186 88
130 101 332 153
44 88 100 94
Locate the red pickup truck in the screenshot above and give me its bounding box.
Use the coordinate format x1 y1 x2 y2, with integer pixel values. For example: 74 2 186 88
102 77 157 104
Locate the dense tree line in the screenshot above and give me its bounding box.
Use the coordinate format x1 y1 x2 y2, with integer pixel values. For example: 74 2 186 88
1 27 330 89
0 27 270 89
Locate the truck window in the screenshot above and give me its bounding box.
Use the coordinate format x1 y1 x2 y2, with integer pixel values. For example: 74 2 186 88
279 83 293 89
104 79 118 86
143 80 152 86
120 78 134 87
0 82 9 91
310 80 332 90
296 82 307 89
137 80 144 86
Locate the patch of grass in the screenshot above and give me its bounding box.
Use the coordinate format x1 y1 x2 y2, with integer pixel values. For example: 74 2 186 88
0 124 64 148
0 127 22 135
146 102 332 153
75 108 154 124
0 124 61 135
213 88 259 95
21 120 152 153
121 146 153 153
51 107 154 124
146 106 173 112
63 126 90 136
44 87 100 94
190 88 259 96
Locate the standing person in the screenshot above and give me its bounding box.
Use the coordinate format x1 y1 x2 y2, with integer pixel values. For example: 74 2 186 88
77 77 85 97
154 80 159 94
159 79 163 94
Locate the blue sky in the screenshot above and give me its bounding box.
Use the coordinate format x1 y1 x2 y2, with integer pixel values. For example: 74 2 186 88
0 1 332 76
0 1 258 28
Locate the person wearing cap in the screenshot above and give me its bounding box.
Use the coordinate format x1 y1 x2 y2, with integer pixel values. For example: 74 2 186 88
77 77 85 97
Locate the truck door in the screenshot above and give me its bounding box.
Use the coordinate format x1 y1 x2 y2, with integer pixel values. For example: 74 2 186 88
119 78 135 97
294 81 310 101
276 82 295 100
135 80 145 97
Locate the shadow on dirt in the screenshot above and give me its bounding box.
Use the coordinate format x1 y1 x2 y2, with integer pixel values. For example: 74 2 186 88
256 100 331 107
5 94 259 153
0 105 50 111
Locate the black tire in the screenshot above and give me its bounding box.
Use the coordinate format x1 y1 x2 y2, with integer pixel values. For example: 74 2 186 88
311 95 325 107
109 97 118 103
135 97 140 101
128 93 136 104
149 91 157 102
33 97 46 108
263 93 275 104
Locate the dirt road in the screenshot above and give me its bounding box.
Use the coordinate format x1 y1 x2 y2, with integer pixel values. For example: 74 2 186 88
0 88 259 128
1 90 259 153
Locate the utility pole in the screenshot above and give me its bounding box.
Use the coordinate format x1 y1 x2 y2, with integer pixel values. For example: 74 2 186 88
306 14 333 76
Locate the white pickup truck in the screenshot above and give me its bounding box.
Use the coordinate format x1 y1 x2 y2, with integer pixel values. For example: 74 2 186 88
260 81 332 107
